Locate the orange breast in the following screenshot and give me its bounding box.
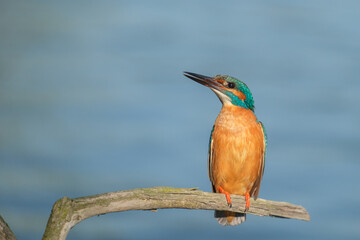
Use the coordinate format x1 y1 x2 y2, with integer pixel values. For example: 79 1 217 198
211 105 265 197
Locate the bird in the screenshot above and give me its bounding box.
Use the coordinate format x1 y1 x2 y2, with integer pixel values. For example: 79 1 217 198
184 72 267 226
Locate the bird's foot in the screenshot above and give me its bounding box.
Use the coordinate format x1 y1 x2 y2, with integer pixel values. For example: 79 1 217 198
218 186 232 208
245 192 250 211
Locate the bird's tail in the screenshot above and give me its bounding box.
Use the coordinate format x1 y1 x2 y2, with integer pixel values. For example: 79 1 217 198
214 210 246 226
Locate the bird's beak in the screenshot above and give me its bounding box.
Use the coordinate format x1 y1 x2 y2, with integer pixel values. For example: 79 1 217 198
183 72 222 91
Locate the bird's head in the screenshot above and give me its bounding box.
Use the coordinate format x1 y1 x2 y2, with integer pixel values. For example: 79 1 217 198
184 72 254 111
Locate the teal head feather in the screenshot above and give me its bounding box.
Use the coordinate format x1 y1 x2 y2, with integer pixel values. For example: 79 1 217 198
213 75 255 111
184 72 255 111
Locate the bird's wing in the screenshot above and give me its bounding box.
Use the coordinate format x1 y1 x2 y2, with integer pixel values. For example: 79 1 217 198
208 125 216 192
252 121 267 199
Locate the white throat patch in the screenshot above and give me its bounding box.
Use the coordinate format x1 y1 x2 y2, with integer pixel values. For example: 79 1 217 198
211 88 232 105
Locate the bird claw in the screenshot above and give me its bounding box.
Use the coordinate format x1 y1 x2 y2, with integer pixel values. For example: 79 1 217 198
245 192 250 211
218 186 232 208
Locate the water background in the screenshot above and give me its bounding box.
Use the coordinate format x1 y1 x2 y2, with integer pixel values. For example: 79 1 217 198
1 1 359 239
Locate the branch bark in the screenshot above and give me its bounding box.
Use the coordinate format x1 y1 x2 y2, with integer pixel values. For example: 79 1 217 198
0 215 17 240
42 187 310 240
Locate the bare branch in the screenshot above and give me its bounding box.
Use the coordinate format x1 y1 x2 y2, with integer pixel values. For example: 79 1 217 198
42 187 310 240
0 215 17 240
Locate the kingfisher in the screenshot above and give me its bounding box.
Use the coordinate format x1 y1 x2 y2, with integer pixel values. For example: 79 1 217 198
184 72 267 226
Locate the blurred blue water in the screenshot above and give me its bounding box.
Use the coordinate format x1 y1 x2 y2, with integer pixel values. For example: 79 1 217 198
1 1 360 239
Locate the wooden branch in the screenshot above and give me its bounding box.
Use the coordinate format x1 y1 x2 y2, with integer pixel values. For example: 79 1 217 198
42 187 310 240
0 215 17 240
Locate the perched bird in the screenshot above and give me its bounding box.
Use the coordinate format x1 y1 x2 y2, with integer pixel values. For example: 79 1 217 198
184 72 267 226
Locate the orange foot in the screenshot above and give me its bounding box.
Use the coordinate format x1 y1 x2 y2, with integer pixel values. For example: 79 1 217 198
245 192 250 211
218 186 232 208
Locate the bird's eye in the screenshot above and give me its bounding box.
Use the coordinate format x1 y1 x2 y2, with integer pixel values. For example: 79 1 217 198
228 82 235 89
